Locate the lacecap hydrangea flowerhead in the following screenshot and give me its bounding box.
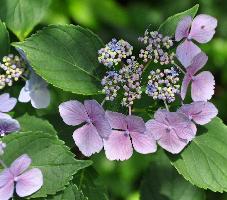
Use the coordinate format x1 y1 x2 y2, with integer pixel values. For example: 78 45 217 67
59 12 218 160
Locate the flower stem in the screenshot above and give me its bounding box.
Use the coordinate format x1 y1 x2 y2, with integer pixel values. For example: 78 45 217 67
163 100 169 112
128 106 132 115
101 98 106 106
143 60 151 72
20 75 27 81
173 63 186 74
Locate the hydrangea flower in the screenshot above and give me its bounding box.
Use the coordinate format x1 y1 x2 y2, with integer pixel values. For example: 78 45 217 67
146 109 196 154
178 101 218 125
0 93 17 119
18 73 50 109
181 52 215 101
175 14 217 66
0 154 43 200
0 118 20 137
0 141 6 155
59 100 111 156
104 111 157 161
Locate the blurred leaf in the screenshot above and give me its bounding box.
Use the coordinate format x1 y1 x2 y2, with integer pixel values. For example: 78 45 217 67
140 150 205 200
0 20 10 59
158 4 199 36
170 117 227 192
74 167 109 200
1 131 92 198
13 25 104 95
0 0 51 41
42 0 70 25
67 0 128 29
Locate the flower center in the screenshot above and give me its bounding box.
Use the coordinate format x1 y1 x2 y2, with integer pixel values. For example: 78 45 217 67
86 118 92 124
124 130 130 137
165 126 172 133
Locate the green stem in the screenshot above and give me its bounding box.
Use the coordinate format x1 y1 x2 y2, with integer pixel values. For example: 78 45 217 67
163 100 169 112
173 63 186 74
143 60 152 72
101 98 106 106
128 106 132 115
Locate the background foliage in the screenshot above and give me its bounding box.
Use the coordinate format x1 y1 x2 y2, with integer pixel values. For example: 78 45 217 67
1 0 227 200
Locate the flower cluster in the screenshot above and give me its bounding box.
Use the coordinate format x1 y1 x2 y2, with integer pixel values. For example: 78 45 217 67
0 54 25 89
120 57 143 107
58 13 219 161
0 152 43 199
146 67 180 103
98 38 133 68
138 30 175 64
101 71 122 101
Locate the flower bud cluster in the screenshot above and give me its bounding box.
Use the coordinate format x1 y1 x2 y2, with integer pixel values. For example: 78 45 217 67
138 30 175 65
0 54 25 89
120 57 143 107
146 67 180 103
101 71 123 101
98 38 133 68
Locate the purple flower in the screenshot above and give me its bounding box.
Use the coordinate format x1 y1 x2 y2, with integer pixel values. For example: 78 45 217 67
104 111 157 161
181 52 215 101
18 73 50 109
175 14 217 67
146 109 196 154
0 141 6 155
178 101 218 125
0 93 17 119
59 100 111 157
0 118 20 136
0 154 43 200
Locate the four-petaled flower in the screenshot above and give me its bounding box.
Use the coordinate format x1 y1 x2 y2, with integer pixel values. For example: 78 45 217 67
181 52 215 101
104 111 157 161
146 109 196 154
19 73 50 109
175 14 217 66
0 154 43 200
59 100 111 156
178 101 218 125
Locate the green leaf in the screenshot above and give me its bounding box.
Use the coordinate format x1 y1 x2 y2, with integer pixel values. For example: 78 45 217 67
1 131 92 198
13 25 103 95
0 20 10 59
0 0 51 41
170 117 227 192
38 184 87 200
158 4 199 36
17 114 56 135
140 150 205 200
74 167 109 200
